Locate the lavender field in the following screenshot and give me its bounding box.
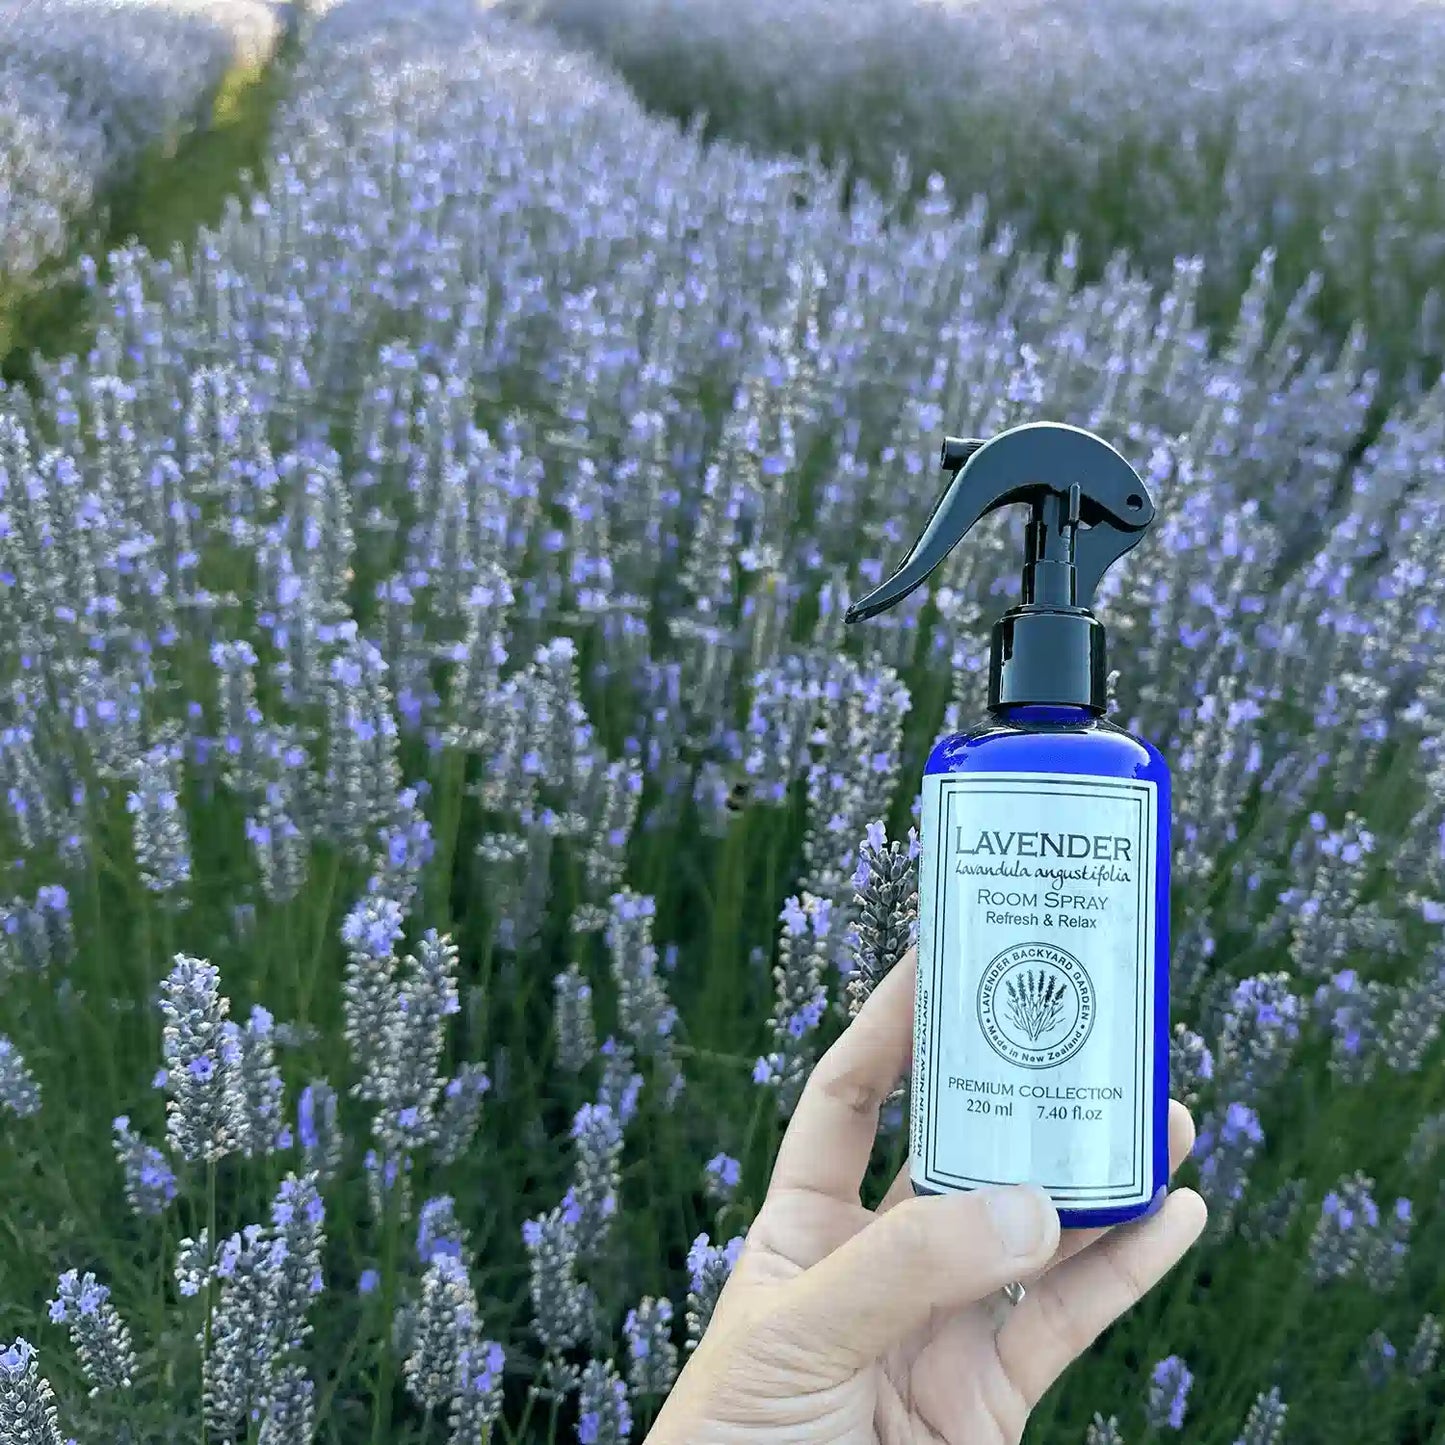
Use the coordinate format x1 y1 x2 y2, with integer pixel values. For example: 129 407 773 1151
0 0 1442 1441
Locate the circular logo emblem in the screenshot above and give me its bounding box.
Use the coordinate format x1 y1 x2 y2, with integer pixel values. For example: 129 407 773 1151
976 942 1095 1069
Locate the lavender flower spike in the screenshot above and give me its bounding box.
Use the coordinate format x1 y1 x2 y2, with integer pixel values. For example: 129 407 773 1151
624 1297 678 1398
755 893 831 1115
1085 1414 1125 1445
158 954 240 1163
846 819 918 1018
554 962 598 1073
47 1270 137 1395
341 894 405 1101
684 1233 744 1353
405 1253 487 1417
0 1339 66 1445
1234 1387 1288 1445
0 1037 42 1118
576 1357 632 1444
112 1115 178 1216
1145 1354 1193 1430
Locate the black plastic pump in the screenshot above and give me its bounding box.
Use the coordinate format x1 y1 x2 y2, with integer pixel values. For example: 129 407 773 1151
844 421 1156 713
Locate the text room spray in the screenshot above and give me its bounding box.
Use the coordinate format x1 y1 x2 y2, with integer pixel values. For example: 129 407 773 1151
847 421 1170 1228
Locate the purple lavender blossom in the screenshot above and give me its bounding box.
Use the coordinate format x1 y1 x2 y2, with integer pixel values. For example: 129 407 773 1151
684 1232 744 1352
0 1037 41 1118
417 1196 468 1266
523 1204 596 1364
432 1063 492 1165
1085 1415 1124 1445
576 1357 632 1444
1145 1354 1193 1430
111 1115 177 1215
126 739 192 899
624 1296 678 1397
47 1270 135 1395
756 892 830 1115
606 890 682 1101
567 1101 623 1256
1308 1172 1410 1289
1234 1386 1288 1445
1195 1101 1264 1239
554 961 598 1073
846 820 918 1018
704 1152 742 1203
158 955 240 1162
1406 1314 1441 1378
0 1338 66 1445
296 1080 343 1180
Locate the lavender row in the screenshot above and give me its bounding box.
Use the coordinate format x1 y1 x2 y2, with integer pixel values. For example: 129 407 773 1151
0 0 280 284
530 0 1445 394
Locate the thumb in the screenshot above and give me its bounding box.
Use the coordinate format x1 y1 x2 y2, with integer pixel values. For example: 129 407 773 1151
780 1185 1060 1369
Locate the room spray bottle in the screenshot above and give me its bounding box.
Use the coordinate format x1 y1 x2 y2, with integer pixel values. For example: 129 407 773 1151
847 420 1169 1228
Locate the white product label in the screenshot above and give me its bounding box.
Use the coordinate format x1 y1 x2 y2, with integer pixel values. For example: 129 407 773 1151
911 771 1159 1207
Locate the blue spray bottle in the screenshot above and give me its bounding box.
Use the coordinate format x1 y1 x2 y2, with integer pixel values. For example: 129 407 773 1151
847 421 1169 1228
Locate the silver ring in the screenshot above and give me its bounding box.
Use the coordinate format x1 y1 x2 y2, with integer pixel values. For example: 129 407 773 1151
1002 1280 1026 1306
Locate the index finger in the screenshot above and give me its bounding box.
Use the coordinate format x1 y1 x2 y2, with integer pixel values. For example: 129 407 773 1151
767 949 916 1204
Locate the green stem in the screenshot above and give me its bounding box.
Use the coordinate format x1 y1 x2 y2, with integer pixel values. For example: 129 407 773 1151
371 1186 403 1445
429 747 469 928
299 850 342 1024
201 1159 218 1445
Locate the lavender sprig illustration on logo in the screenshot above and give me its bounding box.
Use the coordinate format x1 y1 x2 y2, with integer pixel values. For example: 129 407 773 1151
1004 969 1069 1042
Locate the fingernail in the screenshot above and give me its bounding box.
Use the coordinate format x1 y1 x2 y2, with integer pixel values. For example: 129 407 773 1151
987 1186 1050 1257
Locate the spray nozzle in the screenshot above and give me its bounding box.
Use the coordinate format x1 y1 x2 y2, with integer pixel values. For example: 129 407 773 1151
846 421 1156 712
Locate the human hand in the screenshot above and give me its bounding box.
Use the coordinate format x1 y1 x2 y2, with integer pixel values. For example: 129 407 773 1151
646 950 1205 1444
